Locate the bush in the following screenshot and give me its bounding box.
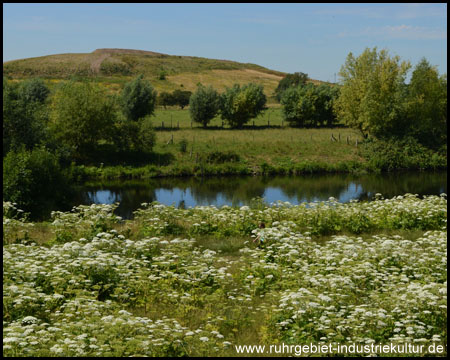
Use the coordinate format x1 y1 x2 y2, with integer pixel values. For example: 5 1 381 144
179 138 188 153
3 147 74 219
100 61 131 76
205 150 240 164
360 137 447 172
18 78 50 103
111 115 156 154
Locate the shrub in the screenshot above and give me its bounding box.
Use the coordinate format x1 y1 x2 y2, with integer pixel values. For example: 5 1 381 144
179 138 188 153
3 146 74 219
205 150 240 164
360 137 447 172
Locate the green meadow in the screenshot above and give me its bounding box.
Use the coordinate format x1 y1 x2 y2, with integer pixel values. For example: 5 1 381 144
75 107 366 181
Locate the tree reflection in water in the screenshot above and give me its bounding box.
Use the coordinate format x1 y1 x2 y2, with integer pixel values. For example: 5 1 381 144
78 171 447 219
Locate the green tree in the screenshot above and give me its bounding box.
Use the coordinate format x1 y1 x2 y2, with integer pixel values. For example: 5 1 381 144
50 80 116 159
3 77 49 155
281 85 317 127
3 146 73 219
334 47 411 139
274 72 308 101
121 75 157 121
220 83 267 128
111 114 156 153
281 83 339 128
406 58 447 150
314 84 340 127
189 85 221 128
158 91 175 109
172 90 192 109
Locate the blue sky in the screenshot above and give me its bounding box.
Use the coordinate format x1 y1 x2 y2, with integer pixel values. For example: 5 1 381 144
3 3 447 82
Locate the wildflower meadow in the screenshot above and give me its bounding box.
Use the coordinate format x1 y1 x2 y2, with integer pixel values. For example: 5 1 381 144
3 194 447 356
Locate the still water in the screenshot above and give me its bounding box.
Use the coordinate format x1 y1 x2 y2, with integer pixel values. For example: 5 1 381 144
74 171 447 220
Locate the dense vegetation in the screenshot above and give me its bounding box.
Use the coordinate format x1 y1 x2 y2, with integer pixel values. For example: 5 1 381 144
3 194 447 356
335 48 447 152
2 47 447 220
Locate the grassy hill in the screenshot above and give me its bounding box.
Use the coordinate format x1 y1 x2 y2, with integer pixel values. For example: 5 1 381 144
3 48 324 97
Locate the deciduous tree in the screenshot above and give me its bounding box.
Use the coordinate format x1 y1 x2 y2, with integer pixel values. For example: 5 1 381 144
189 85 221 128
220 83 267 128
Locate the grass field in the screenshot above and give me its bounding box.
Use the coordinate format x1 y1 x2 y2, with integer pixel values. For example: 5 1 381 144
73 108 366 180
3 194 447 356
153 109 364 170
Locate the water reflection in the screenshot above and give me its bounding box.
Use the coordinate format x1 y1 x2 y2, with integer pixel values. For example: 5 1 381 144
75 171 447 219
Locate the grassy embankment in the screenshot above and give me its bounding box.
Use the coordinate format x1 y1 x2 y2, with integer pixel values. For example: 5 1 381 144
73 107 366 181
3 194 447 356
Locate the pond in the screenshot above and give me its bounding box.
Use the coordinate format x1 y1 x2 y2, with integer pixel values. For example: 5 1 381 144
72 171 447 219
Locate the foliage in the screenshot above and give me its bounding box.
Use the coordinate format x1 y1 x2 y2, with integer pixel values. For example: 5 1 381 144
159 69 167 80
3 195 447 356
205 150 240 164
158 90 192 109
172 89 192 109
100 60 131 76
281 84 316 127
120 75 157 122
189 84 221 127
50 80 116 159
17 78 50 103
220 83 267 128
3 147 73 219
158 91 176 109
136 116 156 153
281 83 340 127
179 138 188 153
360 137 447 172
334 47 411 139
111 114 156 153
3 77 49 155
405 58 447 150
274 72 308 101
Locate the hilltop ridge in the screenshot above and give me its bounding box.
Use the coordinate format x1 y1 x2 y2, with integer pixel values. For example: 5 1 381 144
3 48 325 96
